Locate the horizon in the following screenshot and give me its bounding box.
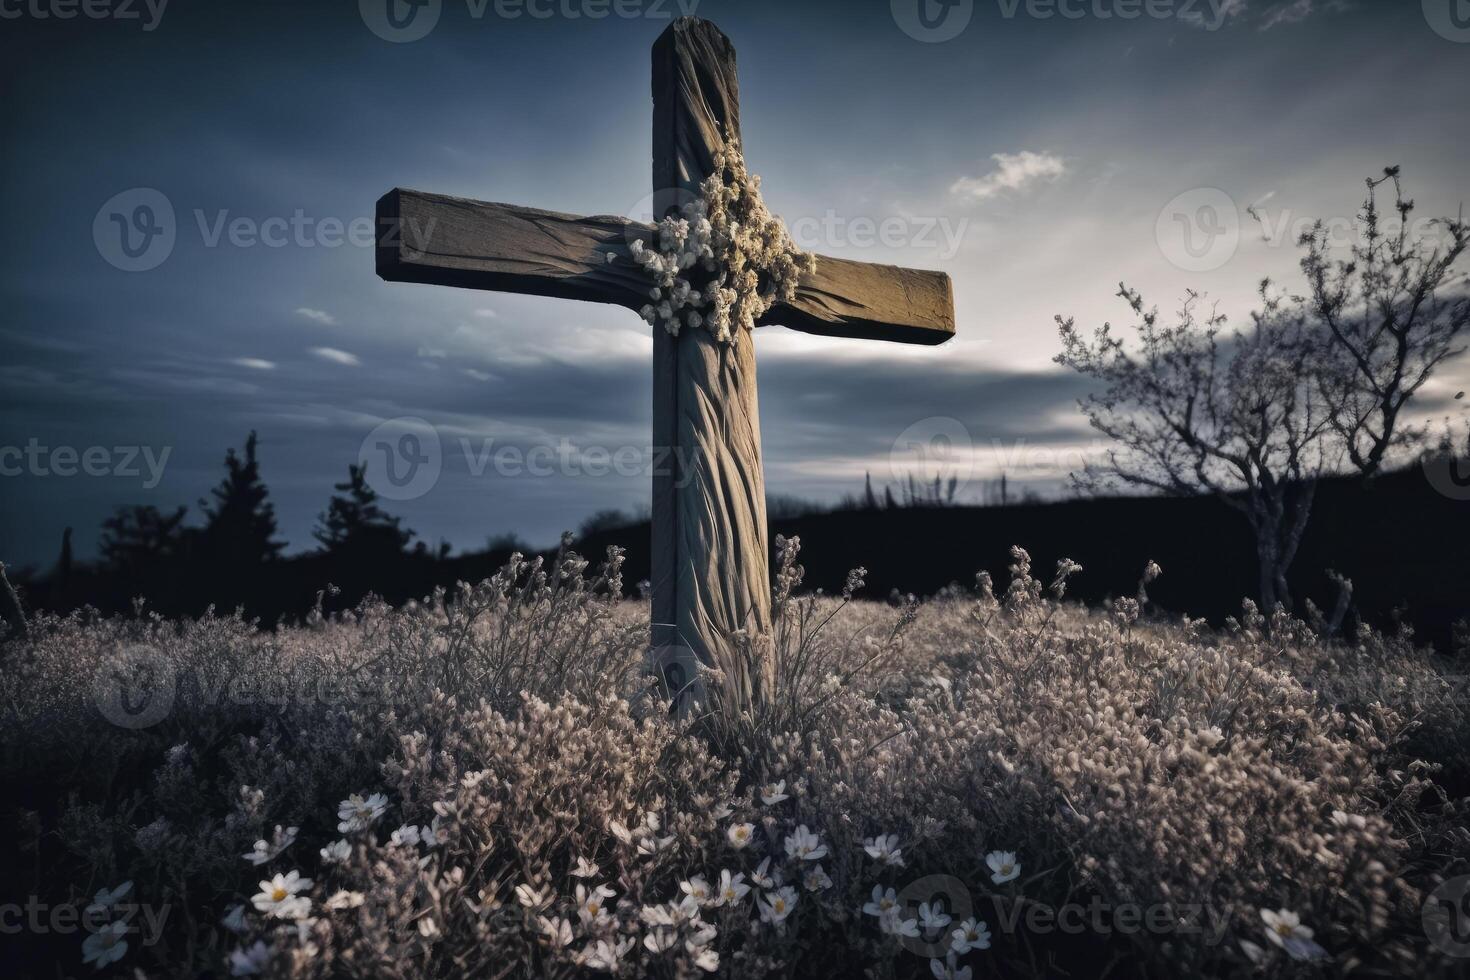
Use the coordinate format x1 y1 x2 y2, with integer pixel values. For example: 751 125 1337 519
3 0 1468 567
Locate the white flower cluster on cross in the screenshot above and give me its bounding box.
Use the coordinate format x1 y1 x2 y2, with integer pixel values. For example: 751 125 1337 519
627 141 816 342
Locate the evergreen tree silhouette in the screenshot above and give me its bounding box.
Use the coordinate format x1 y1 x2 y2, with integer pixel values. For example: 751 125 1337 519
100 505 189 572
314 464 413 558
199 431 283 565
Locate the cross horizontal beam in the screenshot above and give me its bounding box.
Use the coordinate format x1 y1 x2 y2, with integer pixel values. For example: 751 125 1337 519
377 187 956 346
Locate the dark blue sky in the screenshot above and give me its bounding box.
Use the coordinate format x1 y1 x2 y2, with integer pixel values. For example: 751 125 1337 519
2 0 1467 567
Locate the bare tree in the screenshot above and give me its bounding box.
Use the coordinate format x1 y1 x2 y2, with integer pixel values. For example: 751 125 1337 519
1056 284 1329 611
1297 168 1469 476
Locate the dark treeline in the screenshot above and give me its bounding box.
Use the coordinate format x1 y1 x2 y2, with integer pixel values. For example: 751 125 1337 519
10 431 1470 653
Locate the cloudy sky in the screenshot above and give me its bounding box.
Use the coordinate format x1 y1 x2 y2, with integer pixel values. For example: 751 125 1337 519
1 0 1467 567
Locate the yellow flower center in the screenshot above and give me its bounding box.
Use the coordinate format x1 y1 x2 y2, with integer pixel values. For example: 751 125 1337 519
1275 924 1293 937
588 902 600 915
774 899 786 913
1001 864 1013 875
272 887 288 901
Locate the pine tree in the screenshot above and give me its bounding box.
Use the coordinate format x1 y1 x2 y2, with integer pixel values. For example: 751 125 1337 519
199 431 283 564
313 464 413 557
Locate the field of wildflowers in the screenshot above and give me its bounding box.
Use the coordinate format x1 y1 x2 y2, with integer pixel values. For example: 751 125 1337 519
2 539 1468 978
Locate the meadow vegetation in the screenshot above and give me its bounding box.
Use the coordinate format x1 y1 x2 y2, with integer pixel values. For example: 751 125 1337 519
3 538 1468 978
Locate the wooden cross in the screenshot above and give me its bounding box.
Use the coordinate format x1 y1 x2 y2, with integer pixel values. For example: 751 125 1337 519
376 17 955 710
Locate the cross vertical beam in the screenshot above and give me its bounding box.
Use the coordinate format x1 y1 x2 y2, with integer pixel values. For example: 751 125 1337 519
650 19 772 709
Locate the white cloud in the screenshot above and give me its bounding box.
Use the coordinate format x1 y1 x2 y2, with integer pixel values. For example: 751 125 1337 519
296 307 337 325
309 346 361 367
463 368 494 381
232 357 276 370
950 151 1068 202
417 346 449 359
473 308 498 319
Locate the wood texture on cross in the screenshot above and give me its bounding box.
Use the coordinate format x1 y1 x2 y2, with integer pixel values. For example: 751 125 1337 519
376 194 956 345
650 17 771 710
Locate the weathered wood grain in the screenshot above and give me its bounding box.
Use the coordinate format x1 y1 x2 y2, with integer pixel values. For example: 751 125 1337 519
377 189 955 346
651 17 773 712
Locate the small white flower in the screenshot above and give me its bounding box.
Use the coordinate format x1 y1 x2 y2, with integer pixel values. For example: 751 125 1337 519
1260 908 1328 961
727 822 755 850
803 864 833 892
243 825 298 866
537 915 575 949
86 881 133 914
881 910 921 938
227 940 271 976
389 824 422 848
514 882 552 910
336 792 387 834
863 885 898 918
950 916 991 953
643 927 680 953
714 869 750 906
605 252 615 264
863 833 905 867
576 883 616 925
570 856 600 879
319 839 350 864
784 824 828 862
680 875 713 907
251 870 312 920
919 899 952 934
750 856 777 889
759 886 798 925
220 904 248 934
760 780 789 806
581 937 633 972
985 850 1020 885
711 802 734 819
324 890 365 911
930 951 973 980
81 920 128 969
